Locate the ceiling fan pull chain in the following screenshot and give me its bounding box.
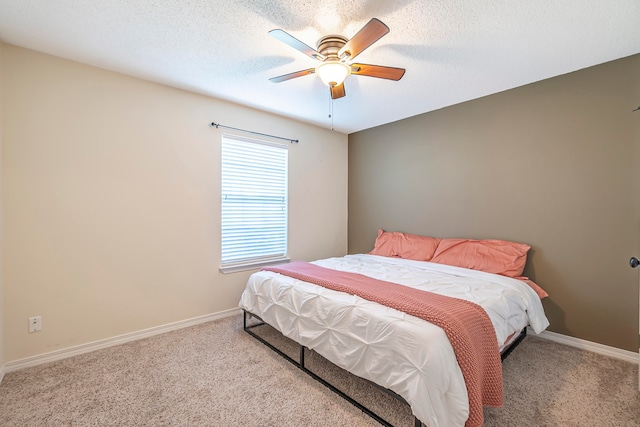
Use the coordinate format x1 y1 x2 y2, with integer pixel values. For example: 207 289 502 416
330 97 334 131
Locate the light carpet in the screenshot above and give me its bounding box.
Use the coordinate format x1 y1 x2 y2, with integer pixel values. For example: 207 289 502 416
0 315 638 426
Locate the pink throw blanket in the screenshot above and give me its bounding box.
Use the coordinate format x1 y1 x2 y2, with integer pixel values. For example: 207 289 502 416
264 261 503 427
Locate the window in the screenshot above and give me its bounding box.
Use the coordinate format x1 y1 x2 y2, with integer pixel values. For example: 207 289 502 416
220 135 288 273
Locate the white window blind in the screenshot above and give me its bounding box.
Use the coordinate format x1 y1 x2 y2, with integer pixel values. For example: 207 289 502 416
221 135 288 269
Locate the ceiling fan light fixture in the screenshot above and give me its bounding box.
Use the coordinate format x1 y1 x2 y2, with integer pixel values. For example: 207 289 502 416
315 61 351 87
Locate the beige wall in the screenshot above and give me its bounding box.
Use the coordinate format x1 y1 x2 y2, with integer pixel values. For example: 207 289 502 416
349 54 640 352
1 44 348 362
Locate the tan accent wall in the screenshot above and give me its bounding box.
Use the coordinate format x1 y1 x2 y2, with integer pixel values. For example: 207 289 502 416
1 44 348 362
349 54 640 352
0 42 4 370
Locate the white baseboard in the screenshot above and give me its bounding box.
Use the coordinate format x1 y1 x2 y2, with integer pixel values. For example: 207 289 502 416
3 311 636 380
527 327 639 365
3 307 241 374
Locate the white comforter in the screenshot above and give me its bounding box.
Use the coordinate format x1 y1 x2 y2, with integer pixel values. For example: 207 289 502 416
239 254 549 427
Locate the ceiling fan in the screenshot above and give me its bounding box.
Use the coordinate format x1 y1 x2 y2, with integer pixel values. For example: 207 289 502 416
268 18 405 100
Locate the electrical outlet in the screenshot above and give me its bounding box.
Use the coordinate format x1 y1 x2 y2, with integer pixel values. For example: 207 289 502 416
28 316 42 333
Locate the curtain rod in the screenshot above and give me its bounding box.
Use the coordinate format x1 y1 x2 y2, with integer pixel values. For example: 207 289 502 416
210 122 299 144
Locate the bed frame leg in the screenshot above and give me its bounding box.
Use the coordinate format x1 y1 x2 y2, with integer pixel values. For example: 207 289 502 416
501 328 527 361
243 310 418 427
414 417 422 427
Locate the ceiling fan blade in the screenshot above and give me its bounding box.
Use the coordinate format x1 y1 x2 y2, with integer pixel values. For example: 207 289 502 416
350 63 405 81
269 68 315 83
269 29 326 61
330 83 346 99
338 18 389 61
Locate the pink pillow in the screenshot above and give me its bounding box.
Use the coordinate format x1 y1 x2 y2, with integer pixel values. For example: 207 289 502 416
431 238 530 277
513 276 549 300
369 229 440 261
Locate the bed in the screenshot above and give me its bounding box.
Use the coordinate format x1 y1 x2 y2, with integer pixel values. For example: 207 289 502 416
238 233 549 427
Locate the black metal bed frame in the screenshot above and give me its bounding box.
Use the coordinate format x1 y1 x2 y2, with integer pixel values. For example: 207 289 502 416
243 310 526 427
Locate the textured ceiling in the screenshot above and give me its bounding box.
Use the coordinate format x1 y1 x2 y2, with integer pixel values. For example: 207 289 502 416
1 1 639 134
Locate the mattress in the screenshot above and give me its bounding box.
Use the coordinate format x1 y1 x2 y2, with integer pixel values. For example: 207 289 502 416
239 254 549 427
